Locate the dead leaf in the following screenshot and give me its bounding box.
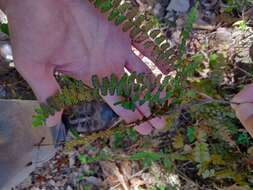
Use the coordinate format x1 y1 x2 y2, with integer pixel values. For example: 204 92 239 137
120 161 132 179
100 161 130 190
223 184 249 190
130 178 145 188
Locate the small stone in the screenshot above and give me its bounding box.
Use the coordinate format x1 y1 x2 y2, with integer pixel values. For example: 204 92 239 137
68 153 76 168
167 0 190 13
0 42 13 62
48 179 56 187
0 86 7 98
153 3 162 17
85 176 103 186
66 185 73 190
215 27 232 43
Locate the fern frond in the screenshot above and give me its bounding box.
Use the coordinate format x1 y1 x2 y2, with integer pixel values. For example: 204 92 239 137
65 124 127 150
87 0 177 68
32 1 199 128
32 78 98 127
90 72 171 111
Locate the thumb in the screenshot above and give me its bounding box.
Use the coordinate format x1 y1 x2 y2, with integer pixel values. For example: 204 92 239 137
234 103 253 138
231 84 253 138
232 84 253 104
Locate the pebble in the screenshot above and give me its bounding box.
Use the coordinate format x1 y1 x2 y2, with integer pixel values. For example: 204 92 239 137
48 179 56 187
167 0 190 13
66 185 73 190
215 27 233 43
85 176 103 186
68 152 76 168
0 86 7 98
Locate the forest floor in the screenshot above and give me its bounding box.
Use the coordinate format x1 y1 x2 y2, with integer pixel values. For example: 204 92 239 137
1 0 253 190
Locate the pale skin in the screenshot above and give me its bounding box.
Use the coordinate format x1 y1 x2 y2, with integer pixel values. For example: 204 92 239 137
2 0 167 134
231 84 253 138
1 0 252 137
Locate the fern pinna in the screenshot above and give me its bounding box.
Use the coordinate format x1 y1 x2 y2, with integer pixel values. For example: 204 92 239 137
91 72 172 110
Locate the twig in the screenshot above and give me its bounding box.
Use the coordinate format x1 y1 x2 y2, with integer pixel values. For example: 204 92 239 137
175 168 200 188
236 66 253 78
192 23 216 31
109 169 146 190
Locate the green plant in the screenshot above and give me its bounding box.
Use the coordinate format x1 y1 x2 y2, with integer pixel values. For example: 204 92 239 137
0 23 9 35
112 127 138 148
223 0 252 13
32 3 199 127
32 77 96 127
91 72 171 111
233 20 249 31
88 0 177 65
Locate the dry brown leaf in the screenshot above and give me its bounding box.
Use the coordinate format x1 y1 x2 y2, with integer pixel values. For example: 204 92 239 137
223 184 249 190
120 160 132 179
130 178 145 188
100 161 130 190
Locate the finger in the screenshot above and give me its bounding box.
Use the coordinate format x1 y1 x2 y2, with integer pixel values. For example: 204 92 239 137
118 17 174 74
132 41 174 75
126 51 153 74
134 116 166 134
134 121 153 135
126 53 165 131
82 70 144 124
244 116 253 138
126 52 153 118
234 103 253 126
231 84 253 111
148 117 166 130
102 94 143 123
232 84 253 104
234 103 253 138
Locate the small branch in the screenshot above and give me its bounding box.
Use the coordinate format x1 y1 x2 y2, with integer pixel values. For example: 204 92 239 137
109 169 146 190
176 168 200 188
236 66 253 78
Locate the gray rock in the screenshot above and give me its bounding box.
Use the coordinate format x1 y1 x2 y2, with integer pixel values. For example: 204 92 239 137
0 86 7 98
48 179 56 187
167 0 190 13
66 185 73 190
85 176 103 187
215 27 233 44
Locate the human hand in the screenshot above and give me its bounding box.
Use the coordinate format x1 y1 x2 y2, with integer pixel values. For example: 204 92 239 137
5 0 166 134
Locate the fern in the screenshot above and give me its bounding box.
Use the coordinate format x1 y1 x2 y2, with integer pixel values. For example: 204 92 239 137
32 78 97 127
91 72 171 111
88 0 176 67
65 123 127 150
32 2 199 127
194 142 210 163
